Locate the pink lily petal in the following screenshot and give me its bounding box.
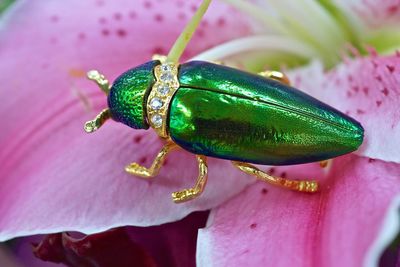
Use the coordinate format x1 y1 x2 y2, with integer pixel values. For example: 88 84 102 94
0 0 253 241
289 55 400 163
334 0 400 28
365 196 400 267
197 155 400 267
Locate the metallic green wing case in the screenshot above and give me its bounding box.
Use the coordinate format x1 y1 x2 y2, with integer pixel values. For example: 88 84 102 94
169 61 364 165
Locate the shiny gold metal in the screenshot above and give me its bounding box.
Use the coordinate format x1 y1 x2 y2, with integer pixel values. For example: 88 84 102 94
152 54 167 63
125 141 178 178
259 70 291 85
172 155 208 203
87 70 110 94
146 62 180 138
319 160 329 168
232 161 319 193
84 108 111 133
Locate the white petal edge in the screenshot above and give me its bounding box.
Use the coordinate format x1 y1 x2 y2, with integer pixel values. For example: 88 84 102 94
196 210 216 267
191 35 316 61
364 194 400 267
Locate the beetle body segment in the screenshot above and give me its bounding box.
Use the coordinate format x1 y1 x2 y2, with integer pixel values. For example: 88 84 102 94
108 60 159 129
168 61 363 165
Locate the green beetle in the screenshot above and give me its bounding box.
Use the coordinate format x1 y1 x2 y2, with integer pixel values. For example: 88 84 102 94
84 59 364 203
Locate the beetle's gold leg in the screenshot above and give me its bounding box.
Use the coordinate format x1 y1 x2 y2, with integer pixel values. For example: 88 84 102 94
319 160 329 168
232 161 319 192
87 70 110 94
172 155 208 203
125 141 178 178
259 70 291 85
84 108 111 133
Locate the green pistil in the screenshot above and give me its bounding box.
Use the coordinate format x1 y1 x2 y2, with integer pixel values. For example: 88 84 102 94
167 0 212 63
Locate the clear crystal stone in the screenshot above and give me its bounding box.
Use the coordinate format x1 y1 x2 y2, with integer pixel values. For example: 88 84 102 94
160 64 172 72
151 114 163 128
157 84 170 95
150 97 163 110
160 72 174 82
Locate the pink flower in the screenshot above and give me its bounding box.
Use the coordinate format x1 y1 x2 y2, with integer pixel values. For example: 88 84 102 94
0 0 400 266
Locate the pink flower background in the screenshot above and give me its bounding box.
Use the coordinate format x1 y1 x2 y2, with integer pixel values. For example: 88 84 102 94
0 0 399 266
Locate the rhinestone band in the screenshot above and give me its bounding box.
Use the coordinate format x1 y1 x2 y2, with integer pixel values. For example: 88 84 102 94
147 62 180 138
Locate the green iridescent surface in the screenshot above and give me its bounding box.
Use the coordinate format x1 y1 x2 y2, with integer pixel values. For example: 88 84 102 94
169 61 364 165
108 60 159 129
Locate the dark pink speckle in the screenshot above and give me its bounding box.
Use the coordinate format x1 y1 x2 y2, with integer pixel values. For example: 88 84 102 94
154 14 163 22
152 46 166 55
78 32 86 40
261 188 268 195
134 135 143 144
116 29 127 37
387 5 398 15
269 168 275 175
144 1 152 9
114 13 122 20
386 65 395 73
129 11 137 19
139 157 147 164
217 17 226 27
101 29 110 36
99 17 107 24
50 15 59 23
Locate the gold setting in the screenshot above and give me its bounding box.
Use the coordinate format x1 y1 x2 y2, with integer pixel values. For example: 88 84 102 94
146 62 180 138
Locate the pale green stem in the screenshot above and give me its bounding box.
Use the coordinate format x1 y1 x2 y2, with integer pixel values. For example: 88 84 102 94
166 0 212 63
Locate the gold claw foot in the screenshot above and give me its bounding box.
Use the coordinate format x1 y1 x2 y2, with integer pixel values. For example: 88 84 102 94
84 108 111 133
280 179 319 193
172 189 199 203
172 155 208 203
125 163 153 178
125 141 178 179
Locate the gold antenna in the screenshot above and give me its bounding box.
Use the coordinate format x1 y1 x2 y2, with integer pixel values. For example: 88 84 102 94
84 70 112 133
87 70 110 95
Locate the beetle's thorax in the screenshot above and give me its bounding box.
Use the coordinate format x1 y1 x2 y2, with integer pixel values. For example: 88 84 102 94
146 62 180 138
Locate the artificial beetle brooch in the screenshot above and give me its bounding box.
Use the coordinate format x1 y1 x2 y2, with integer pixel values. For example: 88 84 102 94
83 2 364 204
